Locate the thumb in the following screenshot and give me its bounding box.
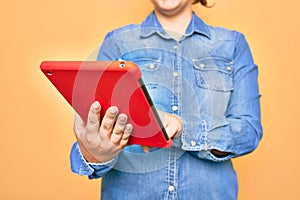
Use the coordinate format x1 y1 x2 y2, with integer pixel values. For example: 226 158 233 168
156 109 167 125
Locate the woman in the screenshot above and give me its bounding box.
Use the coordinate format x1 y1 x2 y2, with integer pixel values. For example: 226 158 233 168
71 0 263 199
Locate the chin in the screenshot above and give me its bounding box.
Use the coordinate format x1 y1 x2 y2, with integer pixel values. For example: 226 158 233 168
153 0 181 10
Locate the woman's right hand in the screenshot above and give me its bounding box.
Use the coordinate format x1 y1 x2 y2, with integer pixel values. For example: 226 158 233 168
74 101 133 163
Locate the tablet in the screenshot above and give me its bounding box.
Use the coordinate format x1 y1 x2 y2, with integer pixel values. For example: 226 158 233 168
40 61 172 148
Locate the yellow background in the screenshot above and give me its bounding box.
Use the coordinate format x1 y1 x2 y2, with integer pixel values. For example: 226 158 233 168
1 0 299 199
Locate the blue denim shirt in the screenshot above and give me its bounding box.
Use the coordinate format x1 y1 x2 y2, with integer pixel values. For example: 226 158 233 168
70 12 262 200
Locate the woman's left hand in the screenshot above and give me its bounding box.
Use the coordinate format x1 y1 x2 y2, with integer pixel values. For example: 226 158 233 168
142 110 182 153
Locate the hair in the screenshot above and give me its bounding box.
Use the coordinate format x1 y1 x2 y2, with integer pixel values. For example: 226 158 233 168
192 0 215 7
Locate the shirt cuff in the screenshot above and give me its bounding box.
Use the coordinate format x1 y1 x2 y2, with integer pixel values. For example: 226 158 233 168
180 120 234 162
70 142 94 176
70 142 118 178
87 158 116 166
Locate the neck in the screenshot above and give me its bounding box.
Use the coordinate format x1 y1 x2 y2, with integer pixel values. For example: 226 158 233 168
154 8 192 37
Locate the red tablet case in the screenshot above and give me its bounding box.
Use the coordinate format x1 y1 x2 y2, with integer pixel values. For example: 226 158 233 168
40 61 172 148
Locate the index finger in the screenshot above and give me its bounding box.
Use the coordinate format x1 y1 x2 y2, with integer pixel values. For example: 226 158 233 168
86 101 101 133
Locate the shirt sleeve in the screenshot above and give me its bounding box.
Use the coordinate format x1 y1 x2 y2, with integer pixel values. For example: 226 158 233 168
70 142 118 179
182 32 263 162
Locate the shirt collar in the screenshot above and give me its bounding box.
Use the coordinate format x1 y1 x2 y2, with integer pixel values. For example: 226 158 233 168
140 11 211 39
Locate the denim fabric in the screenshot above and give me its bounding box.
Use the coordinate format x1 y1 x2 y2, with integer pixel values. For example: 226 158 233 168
70 12 262 200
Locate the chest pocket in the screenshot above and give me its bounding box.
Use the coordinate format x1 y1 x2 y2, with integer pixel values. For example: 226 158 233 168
192 57 234 92
134 58 161 85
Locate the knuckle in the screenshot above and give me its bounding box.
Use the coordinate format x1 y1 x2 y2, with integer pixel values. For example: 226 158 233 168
111 134 122 144
101 118 116 131
88 111 99 121
114 124 125 133
88 116 98 125
101 123 113 131
113 129 123 135
119 139 128 147
121 134 130 141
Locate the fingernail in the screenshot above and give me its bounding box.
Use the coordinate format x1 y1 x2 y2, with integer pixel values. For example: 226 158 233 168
126 124 132 131
110 106 118 114
142 146 149 153
93 101 100 109
119 114 127 122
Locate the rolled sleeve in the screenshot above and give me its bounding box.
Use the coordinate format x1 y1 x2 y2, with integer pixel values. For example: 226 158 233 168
70 142 118 179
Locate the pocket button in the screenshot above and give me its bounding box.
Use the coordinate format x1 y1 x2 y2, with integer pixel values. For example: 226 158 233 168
149 64 155 69
226 66 232 71
190 140 197 147
199 63 205 69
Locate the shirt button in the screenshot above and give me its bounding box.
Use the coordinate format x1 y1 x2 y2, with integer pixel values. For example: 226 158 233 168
168 185 175 192
190 140 196 147
173 72 179 77
173 45 178 50
149 64 155 69
172 105 178 111
199 63 205 69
